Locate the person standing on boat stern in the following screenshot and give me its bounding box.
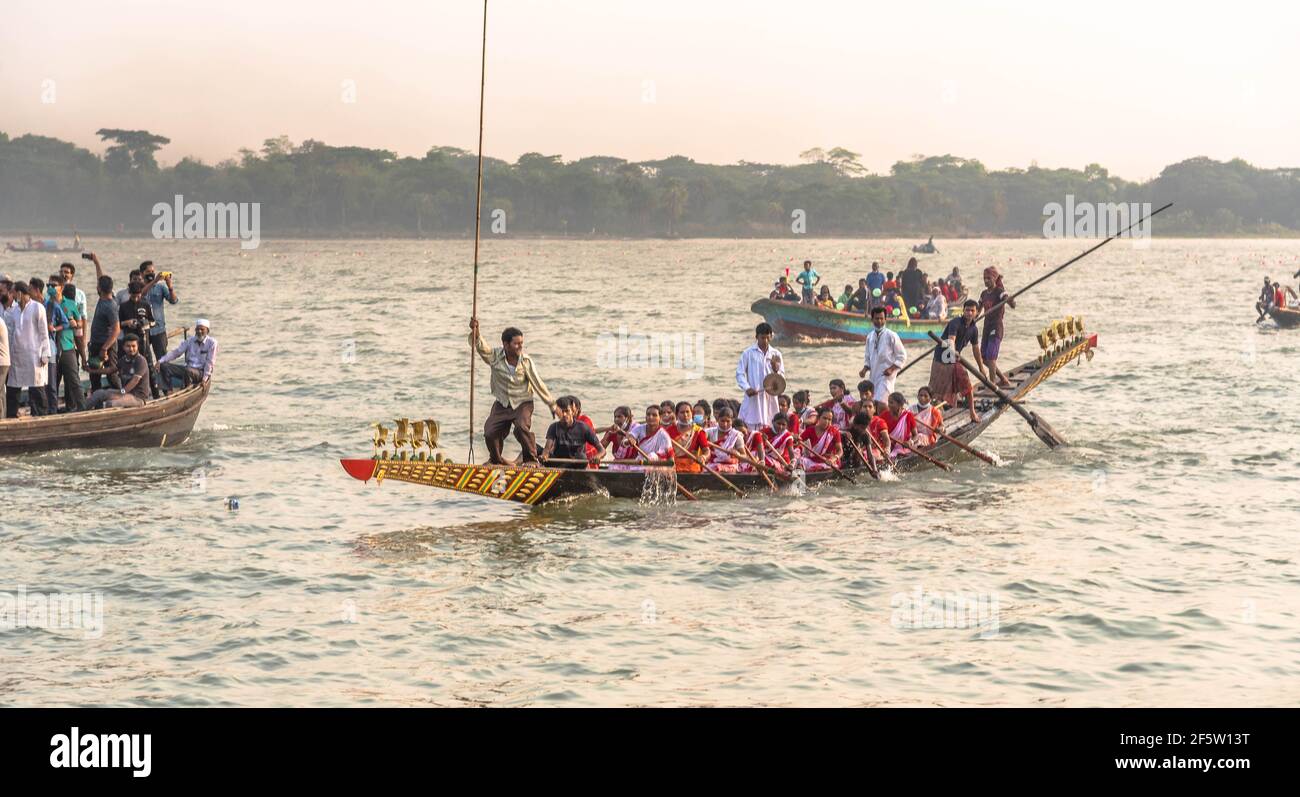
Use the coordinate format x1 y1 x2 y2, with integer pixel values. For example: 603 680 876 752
979 266 1016 388
158 319 217 392
795 260 820 304
6 281 52 417
859 306 905 406
736 322 785 429
930 299 984 424
470 318 559 465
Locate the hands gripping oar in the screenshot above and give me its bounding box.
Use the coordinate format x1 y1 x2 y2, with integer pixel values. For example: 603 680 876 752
913 417 996 465
884 427 954 471
896 202 1172 380
843 435 880 480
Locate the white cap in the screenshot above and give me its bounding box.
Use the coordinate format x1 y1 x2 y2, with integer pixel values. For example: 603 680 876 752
195 318 211 330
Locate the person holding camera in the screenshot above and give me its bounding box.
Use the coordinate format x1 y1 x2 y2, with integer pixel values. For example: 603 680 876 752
138 260 178 362
117 278 160 397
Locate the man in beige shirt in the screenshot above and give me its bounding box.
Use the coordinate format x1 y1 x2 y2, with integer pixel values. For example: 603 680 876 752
470 318 559 464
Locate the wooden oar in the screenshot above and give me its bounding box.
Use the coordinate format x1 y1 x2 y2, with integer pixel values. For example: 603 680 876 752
612 427 698 501
843 434 880 480
926 330 1067 449
856 422 895 471
670 435 744 497
896 202 1173 378
886 428 954 471
913 418 996 465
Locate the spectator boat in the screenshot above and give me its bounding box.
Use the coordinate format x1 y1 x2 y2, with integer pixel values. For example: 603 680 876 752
0 381 211 454
750 298 957 343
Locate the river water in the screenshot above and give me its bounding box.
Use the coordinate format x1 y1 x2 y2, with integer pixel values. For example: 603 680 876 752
2 237 1297 706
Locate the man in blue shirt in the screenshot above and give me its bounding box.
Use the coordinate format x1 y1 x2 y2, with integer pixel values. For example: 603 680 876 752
32 278 70 412
795 260 820 305
139 261 178 365
865 262 886 309
45 276 86 412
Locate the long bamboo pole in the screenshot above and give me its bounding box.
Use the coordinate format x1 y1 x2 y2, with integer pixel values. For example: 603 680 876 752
467 0 489 464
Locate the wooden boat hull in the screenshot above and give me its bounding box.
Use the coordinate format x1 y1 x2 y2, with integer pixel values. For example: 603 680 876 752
1267 306 1300 329
750 298 952 342
340 332 1099 505
0 382 211 454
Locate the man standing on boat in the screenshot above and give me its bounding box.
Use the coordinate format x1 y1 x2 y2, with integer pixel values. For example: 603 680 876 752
0 277 9 419
979 266 1016 388
859 306 905 406
736 322 785 429
930 299 984 424
6 281 52 416
795 260 820 305
470 318 559 465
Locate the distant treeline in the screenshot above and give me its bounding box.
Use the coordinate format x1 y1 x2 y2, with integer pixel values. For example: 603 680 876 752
3 130 1299 238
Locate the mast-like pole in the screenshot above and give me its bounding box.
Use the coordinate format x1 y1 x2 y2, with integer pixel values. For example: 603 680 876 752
467 0 488 463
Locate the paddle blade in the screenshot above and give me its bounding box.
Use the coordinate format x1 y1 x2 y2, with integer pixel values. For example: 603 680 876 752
1029 413 1067 448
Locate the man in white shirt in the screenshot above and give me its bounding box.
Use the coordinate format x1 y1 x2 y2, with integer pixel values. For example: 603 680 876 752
0 276 10 419
158 318 218 392
859 306 906 405
736 322 785 429
924 285 947 319
6 281 52 416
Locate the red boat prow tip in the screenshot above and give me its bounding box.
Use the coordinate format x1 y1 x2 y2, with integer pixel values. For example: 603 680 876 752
340 459 379 482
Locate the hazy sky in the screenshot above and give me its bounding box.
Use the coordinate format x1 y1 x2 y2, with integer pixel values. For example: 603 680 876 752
3 0 1296 180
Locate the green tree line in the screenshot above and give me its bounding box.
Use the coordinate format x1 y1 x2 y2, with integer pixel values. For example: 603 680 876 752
2 129 1298 237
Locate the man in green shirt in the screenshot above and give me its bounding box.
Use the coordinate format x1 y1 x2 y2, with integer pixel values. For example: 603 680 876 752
47 276 86 411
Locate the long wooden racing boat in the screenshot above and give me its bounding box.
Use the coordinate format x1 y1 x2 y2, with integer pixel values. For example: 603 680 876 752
1267 306 1300 329
339 324 1099 506
0 381 211 454
750 297 957 343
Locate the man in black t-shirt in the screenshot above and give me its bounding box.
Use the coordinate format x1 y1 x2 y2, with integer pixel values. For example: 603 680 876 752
87 334 151 409
541 396 605 469
118 280 161 397
929 299 985 424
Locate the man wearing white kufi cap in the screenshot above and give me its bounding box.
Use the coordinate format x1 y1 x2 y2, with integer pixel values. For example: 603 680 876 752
158 317 218 393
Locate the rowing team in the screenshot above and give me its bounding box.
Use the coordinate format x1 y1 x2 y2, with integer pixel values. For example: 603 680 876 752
540 384 946 475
